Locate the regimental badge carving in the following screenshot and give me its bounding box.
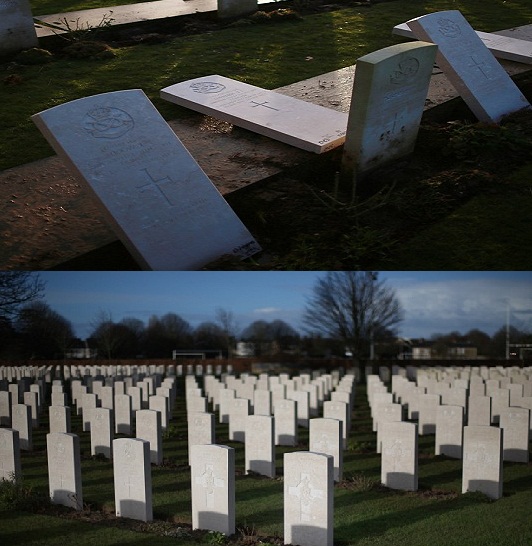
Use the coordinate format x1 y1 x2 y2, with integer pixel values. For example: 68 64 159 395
390 57 420 84
83 107 134 139
437 18 461 38
123 441 135 462
190 82 226 94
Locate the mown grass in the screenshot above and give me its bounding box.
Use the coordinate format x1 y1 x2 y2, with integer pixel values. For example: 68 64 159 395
2 0 532 171
1 379 531 546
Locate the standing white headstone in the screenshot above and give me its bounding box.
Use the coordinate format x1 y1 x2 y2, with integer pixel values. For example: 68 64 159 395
49 405 71 434
274 398 297 446
406 10 530 122
245 415 275 478
188 412 215 465
309 418 343 482
190 444 235 535
462 425 503 499
284 451 334 546
161 75 348 154
32 90 261 270
115 394 132 435
0 428 21 482
113 438 153 521
499 407 530 463
90 407 113 459
46 432 83 510
0 391 11 426
0 0 38 56
342 42 437 179
135 409 163 465
435 405 463 458
11 404 32 451
380 421 418 491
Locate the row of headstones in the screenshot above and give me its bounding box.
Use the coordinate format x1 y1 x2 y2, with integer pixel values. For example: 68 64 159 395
0 370 357 546
0 362 234 382
0 427 333 546
367 371 532 500
29 9 531 270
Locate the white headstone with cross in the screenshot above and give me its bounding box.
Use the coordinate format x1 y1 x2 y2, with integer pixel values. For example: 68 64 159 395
46 432 83 510
435 404 463 458
309 418 343 482
190 444 235 535
135 409 163 465
406 10 530 122
245 414 275 478
113 438 153 521
462 425 503 499
284 451 334 546
380 421 418 491
161 75 348 154
499 407 530 463
342 41 437 179
32 90 261 270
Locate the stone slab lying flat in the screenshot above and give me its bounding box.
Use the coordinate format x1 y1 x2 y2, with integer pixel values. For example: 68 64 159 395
32 89 261 270
161 75 348 153
393 22 532 65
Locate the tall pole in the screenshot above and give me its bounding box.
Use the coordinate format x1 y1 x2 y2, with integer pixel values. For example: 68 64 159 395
506 303 510 360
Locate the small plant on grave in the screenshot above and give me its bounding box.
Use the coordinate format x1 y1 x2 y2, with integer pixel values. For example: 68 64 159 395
206 530 228 544
341 472 379 492
34 12 115 43
0 473 50 511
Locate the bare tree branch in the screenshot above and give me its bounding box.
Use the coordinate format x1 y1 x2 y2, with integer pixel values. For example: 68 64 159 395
0 272 45 317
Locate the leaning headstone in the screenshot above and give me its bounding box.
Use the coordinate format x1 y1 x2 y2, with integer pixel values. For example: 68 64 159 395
161 75 348 154
341 42 437 179
0 0 38 56
284 451 334 546
499 407 530 463
435 405 463 458
406 10 530 122
135 409 163 465
113 438 153 521
380 421 418 491
245 415 275 478
46 432 83 510
11 404 32 451
32 90 261 270
188 412 215 465
462 425 503 499
217 0 257 20
0 428 21 482
190 444 235 535
309 418 343 482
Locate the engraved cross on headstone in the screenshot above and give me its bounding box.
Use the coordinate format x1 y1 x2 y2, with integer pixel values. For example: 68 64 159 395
468 55 493 79
195 463 225 508
250 101 280 111
137 168 175 206
288 472 324 522
384 439 410 472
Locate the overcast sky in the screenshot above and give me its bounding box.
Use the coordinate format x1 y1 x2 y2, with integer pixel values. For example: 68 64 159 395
37 271 532 340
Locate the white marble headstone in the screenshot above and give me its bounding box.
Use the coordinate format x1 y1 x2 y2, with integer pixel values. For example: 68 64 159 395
435 404 463 459
161 75 348 153
190 444 235 535
46 432 83 510
32 90 261 270
309 418 343 482
380 421 418 491
0 0 38 56
406 10 530 122
113 438 153 521
342 42 437 178
245 414 275 478
462 425 503 499
284 451 334 546
0 428 21 482
135 409 163 465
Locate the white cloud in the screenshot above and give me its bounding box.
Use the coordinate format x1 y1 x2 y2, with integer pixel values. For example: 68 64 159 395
253 307 283 315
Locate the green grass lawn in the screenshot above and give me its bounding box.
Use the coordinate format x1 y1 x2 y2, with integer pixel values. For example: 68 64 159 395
1 380 531 546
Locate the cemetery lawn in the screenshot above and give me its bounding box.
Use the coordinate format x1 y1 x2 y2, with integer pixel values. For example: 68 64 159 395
1 381 532 546
2 0 532 269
